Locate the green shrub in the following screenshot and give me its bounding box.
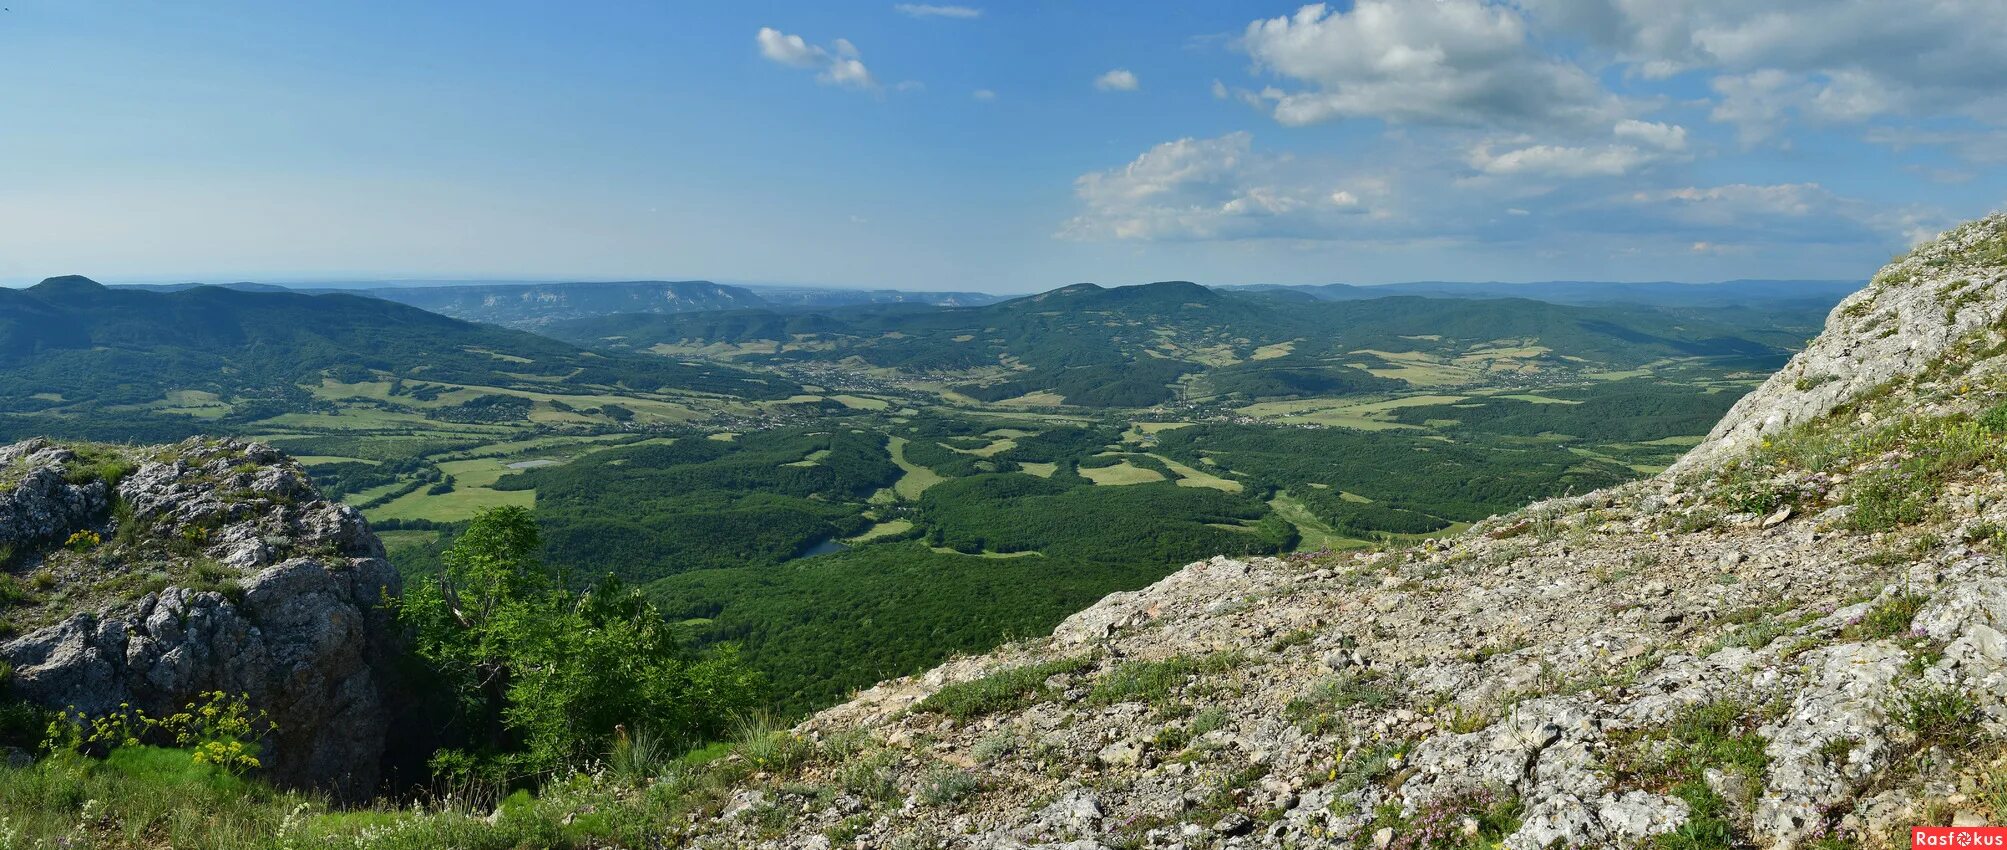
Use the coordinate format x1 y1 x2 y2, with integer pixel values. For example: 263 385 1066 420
397 506 763 780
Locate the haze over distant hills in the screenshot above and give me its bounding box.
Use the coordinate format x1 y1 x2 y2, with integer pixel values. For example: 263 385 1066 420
1228 279 1863 309
105 280 1005 329
93 277 1858 330
0 276 799 441
550 279 1836 409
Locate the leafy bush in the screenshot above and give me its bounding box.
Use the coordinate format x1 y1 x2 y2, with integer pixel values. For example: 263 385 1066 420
397 506 762 781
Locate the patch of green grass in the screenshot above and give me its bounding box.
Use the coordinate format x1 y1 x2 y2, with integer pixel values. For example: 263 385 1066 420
1892 682 1982 749
61 445 138 488
915 767 980 806
1847 419 1999 531
913 656 1094 719
1087 652 1245 706
1840 590 1928 642
1151 706 1230 753
1609 699 1768 826
1268 629 1315 653
1707 611 1816 654
1284 670 1398 733
1656 780 1736 850
887 436 948 500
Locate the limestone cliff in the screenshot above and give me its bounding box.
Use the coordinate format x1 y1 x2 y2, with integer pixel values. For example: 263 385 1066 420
681 214 2007 849
0 438 404 799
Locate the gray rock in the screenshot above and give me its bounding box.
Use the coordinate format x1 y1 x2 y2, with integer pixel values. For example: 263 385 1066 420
0 439 405 799
1212 812 1254 836
0 442 109 545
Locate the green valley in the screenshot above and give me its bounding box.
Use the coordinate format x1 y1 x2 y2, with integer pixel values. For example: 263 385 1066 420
0 275 1844 721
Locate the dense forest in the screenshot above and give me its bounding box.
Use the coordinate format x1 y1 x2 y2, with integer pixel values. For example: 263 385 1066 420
495 429 901 582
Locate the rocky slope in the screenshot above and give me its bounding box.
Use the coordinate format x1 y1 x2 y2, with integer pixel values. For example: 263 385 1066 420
680 215 2007 849
0 438 404 798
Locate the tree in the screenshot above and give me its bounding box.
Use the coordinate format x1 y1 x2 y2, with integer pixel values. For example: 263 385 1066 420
397 506 761 781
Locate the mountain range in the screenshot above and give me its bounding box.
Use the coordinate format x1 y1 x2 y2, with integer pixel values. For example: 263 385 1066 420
548 279 1834 408
107 279 1004 329
0 276 798 426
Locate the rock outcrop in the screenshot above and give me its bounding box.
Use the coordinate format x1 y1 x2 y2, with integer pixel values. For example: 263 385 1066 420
0 438 404 798
677 215 2007 848
1679 213 2007 471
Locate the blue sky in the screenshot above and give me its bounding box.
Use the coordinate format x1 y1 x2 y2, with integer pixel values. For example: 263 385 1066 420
1 1 2003 292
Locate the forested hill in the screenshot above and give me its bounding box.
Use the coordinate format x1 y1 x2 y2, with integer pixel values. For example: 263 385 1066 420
0 276 800 420
357 280 765 327
546 279 1824 408
1230 278 1863 309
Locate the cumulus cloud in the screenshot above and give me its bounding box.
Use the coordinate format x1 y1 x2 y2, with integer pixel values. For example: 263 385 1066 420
1465 120 1690 178
1520 0 2007 140
893 4 982 19
756 27 877 90
1058 126 1939 259
1059 132 1377 241
1605 181 1945 246
1095 69 1140 92
1468 144 1654 178
1237 1 1621 130
971 89 997 101
1613 119 1687 151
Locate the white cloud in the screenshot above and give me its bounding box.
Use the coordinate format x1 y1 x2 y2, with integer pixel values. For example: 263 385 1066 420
1466 120 1689 178
1607 181 1943 246
1707 70 1805 144
1612 119 1687 151
1468 144 1653 178
1867 127 2007 165
1521 0 2007 140
756 27 878 90
895 80 926 93
1646 183 1824 216
1059 124 1945 259
893 4 982 19
1210 79 1229 100
971 89 997 101
1237 1 1621 130
1059 132 1376 241
1095 69 1140 92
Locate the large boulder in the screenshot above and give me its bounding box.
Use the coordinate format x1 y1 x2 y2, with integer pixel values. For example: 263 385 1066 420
0 438 406 799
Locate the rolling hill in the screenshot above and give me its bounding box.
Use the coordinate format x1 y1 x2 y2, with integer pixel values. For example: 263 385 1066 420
356 280 765 327
546 280 1827 408
1229 278 1863 309
0 276 800 437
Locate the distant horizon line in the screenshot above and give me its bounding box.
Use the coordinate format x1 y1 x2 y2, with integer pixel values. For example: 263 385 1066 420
4 274 1866 297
